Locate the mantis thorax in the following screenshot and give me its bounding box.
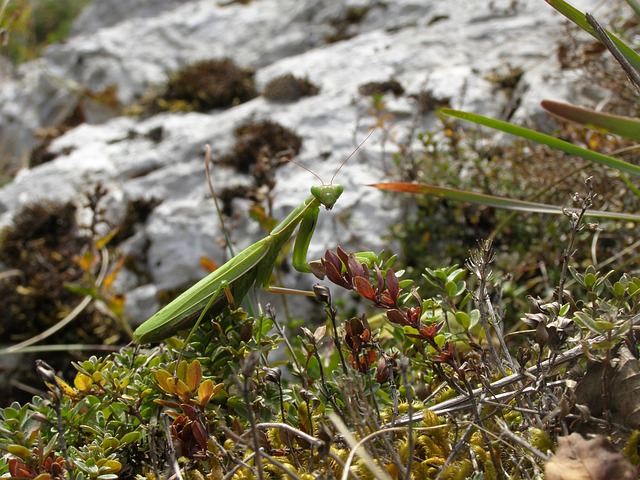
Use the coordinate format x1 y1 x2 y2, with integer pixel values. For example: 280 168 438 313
311 184 344 210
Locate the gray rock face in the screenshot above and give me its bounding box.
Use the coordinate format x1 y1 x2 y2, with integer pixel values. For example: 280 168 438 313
0 0 602 325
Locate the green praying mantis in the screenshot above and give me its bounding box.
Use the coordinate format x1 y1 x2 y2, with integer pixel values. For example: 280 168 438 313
133 133 376 343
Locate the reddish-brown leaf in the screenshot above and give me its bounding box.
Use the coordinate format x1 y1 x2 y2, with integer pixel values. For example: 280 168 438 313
387 309 410 326
385 268 400 302
192 420 209 451
347 252 366 279
354 276 376 300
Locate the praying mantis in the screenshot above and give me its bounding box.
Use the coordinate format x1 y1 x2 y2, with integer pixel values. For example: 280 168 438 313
133 133 375 343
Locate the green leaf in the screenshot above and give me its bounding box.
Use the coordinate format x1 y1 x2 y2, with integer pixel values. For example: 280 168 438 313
448 268 466 283
119 431 142 446
97 458 122 473
468 309 482 336
63 283 98 298
627 0 640 17
592 339 616 350
445 280 457 298
594 320 614 332
613 282 626 298
101 437 120 452
3 406 21 420
7 444 31 460
574 312 600 334
584 273 597 289
176 360 188 382
455 311 471 329
459 292 472 310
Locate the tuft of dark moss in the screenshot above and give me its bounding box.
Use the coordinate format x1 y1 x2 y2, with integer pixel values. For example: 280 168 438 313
0 201 115 406
213 120 303 216
325 5 372 43
411 90 451 115
358 79 405 97
263 74 320 103
218 119 302 174
0 202 86 339
29 105 86 168
163 58 257 112
111 197 160 246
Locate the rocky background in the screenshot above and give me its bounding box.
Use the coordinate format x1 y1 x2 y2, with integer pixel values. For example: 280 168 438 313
0 0 603 329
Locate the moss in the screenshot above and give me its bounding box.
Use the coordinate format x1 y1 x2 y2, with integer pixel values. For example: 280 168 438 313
411 90 451 115
218 119 302 175
163 58 257 113
263 74 320 103
0 202 90 405
358 79 405 97
0 201 84 339
325 5 374 43
214 120 303 216
0 192 138 406
129 58 257 116
29 104 86 168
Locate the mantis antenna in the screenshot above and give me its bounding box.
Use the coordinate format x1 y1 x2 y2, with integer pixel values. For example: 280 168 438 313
331 128 376 184
287 128 377 185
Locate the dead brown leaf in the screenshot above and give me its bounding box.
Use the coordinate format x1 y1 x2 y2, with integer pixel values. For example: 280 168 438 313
575 344 640 429
545 433 636 480
612 343 640 428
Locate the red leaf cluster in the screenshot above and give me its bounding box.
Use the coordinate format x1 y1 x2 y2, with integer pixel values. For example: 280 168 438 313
313 247 456 365
8 450 66 479
170 404 209 459
312 247 441 342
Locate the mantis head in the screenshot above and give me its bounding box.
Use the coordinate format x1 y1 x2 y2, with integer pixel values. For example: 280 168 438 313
296 129 375 210
311 184 344 210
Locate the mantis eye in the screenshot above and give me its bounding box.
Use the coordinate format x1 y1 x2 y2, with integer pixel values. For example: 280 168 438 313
311 184 344 210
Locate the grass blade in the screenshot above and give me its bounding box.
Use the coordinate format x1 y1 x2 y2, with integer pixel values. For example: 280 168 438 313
441 108 640 178
627 0 640 17
545 0 640 72
370 182 640 222
541 100 640 141
585 12 640 90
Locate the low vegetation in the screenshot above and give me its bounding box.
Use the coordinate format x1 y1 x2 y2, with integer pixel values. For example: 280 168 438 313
1 1 640 479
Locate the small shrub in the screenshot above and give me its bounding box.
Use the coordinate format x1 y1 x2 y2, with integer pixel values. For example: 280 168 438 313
0 184 152 406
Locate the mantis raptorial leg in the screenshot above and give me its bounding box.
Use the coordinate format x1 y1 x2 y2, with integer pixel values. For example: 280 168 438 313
134 132 376 343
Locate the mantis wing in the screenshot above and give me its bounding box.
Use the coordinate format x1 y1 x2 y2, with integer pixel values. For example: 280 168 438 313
133 238 272 343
